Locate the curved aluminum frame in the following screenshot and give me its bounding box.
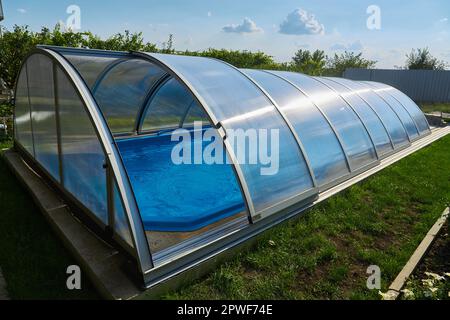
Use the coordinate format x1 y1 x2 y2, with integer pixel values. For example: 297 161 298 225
326 76 412 152
357 81 419 142
311 76 380 159
263 70 353 173
361 81 431 134
215 60 318 189
324 77 396 152
15 48 153 276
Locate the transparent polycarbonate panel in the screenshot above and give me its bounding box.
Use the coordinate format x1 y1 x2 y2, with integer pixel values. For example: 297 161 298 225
182 101 209 127
330 78 409 148
14 66 34 154
243 69 349 186
63 53 121 88
94 59 167 133
141 77 195 132
55 66 108 224
271 71 377 171
26 54 60 180
359 82 419 140
113 181 133 246
365 82 430 135
148 53 315 214
319 78 393 157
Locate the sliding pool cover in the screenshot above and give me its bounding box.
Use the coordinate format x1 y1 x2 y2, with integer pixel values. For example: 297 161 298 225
13 46 431 287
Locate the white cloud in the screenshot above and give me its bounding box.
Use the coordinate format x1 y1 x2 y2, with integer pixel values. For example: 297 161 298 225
207 11 212 17
279 8 325 35
330 40 363 51
17 8 27 14
438 17 448 23
223 17 263 34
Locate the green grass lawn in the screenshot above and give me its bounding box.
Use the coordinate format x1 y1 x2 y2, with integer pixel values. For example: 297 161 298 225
1 134 450 300
420 103 450 115
164 135 450 300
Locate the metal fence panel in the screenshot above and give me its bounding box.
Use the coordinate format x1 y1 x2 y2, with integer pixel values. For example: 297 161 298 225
343 68 450 103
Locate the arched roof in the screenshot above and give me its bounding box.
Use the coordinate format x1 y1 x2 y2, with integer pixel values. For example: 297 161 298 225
15 46 431 284
36 46 430 223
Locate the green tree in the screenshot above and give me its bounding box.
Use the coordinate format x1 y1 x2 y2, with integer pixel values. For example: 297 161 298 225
183 48 277 69
405 48 447 70
291 49 326 75
0 25 36 90
326 51 377 76
161 34 174 54
0 25 158 93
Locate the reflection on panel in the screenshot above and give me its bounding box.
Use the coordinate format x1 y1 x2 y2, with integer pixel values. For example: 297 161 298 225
147 54 316 216
182 101 209 127
14 67 34 154
63 53 121 88
27 54 60 181
94 59 167 133
113 181 133 247
243 69 349 186
319 77 393 157
359 82 419 140
270 71 377 171
141 77 195 132
329 77 410 148
364 81 430 135
56 66 108 224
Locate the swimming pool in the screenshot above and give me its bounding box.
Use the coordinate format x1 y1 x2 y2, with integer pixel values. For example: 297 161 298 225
117 131 246 232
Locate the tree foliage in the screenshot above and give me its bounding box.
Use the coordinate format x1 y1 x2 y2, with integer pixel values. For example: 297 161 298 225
325 51 377 76
0 24 379 96
182 48 276 69
405 48 447 70
291 49 326 75
0 25 158 90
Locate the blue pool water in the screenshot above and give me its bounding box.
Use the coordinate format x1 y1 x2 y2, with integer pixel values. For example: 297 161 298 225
117 131 246 232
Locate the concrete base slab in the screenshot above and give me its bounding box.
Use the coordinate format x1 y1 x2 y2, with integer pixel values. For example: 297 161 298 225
1 150 142 300
384 207 449 300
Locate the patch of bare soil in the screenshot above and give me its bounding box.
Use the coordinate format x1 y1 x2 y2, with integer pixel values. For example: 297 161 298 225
414 220 450 276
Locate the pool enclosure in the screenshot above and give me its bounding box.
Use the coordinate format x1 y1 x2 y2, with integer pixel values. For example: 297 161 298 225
13 46 430 287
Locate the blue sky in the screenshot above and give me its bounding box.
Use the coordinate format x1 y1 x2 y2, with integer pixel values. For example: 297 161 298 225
2 0 449 68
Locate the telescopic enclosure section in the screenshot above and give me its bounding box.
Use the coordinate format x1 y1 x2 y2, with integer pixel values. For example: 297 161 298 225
242 69 350 188
14 50 141 264
142 53 317 221
317 77 393 157
362 81 430 135
51 48 252 259
268 71 378 173
328 77 411 148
